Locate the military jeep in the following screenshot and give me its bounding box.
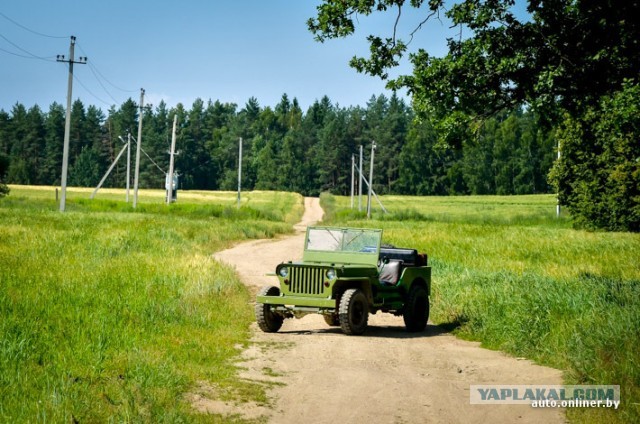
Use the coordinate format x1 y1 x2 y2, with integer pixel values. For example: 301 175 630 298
255 226 431 335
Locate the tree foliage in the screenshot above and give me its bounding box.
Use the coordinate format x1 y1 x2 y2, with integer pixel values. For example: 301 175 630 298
0 95 553 199
309 0 640 119
0 152 9 198
551 81 640 232
309 0 640 231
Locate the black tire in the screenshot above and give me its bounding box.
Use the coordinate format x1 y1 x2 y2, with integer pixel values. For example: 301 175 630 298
255 286 284 333
339 288 368 335
323 314 340 326
403 284 429 332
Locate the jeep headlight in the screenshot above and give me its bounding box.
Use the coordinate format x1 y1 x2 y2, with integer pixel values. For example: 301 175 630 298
325 268 336 280
278 266 289 278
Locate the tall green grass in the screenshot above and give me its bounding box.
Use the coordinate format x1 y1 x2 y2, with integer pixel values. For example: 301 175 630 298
7 186 303 226
0 187 302 422
321 192 640 424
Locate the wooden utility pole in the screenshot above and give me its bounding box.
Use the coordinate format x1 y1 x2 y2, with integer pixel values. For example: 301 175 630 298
133 88 145 208
57 36 86 212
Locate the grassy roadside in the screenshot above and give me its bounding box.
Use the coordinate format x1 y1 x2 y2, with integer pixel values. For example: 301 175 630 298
320 192 640 424
0 187 303 422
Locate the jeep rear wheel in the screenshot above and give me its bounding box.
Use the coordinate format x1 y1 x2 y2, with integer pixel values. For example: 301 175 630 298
339 288 368 335
403 285 429 332
255 286 284 333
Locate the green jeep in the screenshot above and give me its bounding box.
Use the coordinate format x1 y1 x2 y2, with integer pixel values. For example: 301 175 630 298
255 226 431 335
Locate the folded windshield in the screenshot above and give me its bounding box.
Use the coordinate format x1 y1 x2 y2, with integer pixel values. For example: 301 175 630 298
305 227 381 254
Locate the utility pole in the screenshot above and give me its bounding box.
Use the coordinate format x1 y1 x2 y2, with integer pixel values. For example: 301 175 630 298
357 167 388 214
133 88 145 208
126 132 131 202
237 137 243 208
367 142 376 219
358 145 363 212
350 154 355 209
57 36 86 212
167 115 177 205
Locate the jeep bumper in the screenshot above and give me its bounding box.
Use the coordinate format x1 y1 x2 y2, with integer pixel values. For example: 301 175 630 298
256 294 336 309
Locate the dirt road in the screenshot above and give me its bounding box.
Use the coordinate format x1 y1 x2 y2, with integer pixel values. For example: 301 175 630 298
203 197 565 423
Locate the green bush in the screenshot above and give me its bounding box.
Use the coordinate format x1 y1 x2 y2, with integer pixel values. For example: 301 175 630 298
552 80 640 232
0 153 9 198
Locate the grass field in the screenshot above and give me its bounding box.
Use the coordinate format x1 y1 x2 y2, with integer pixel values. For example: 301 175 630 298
2 187 638 423
0 186 303 422
322 193 640 424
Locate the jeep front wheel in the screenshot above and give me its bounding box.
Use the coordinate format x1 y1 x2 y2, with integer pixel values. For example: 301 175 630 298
255 286 284 333
403 284 429 332
339 288 368 335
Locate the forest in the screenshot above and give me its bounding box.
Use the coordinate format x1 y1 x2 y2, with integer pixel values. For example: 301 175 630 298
0 93 555 197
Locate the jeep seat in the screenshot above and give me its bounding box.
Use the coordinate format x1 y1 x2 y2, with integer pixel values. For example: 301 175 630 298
379 247 419 265
379 259 402 286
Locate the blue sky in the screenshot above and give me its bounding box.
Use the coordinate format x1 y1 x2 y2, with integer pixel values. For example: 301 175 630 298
1 1 457 113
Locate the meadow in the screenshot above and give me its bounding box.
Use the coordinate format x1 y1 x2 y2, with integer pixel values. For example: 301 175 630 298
2 187 638 423
0 186 302 422
321 193 640 424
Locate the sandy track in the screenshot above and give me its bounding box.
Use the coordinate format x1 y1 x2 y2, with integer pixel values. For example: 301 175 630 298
205 197 565 423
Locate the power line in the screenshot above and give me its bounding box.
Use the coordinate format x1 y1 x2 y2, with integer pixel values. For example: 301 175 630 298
142 148 167 175
0 32 56 61
86 62 120 105
72 73 113 107
74 42 138 110
131 135 166 175
77 43 137 93
0 11 67 39
88 61 137 93
0 32 121 108
0 28 133 108
0 45 48 60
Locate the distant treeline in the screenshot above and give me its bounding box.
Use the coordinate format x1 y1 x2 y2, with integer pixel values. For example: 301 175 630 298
0 93 555 196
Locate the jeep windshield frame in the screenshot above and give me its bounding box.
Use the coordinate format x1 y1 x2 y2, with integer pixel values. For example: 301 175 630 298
303 227 382 266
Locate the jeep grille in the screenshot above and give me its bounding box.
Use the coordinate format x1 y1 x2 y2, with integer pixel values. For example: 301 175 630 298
289 267 326 295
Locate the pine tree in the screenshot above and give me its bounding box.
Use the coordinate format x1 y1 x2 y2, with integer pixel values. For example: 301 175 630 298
42 103 65 185
0 110 11 156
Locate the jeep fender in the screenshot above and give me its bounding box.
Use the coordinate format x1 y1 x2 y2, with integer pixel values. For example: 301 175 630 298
332 279 374 305
399 267 431 295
